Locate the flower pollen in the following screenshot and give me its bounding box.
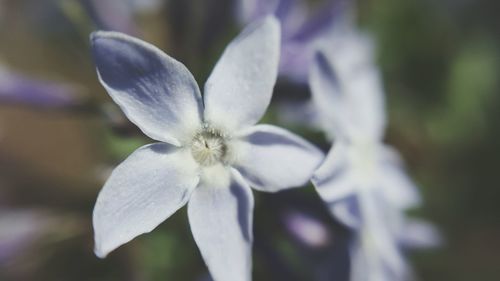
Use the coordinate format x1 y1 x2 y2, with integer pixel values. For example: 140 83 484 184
191 126 228 166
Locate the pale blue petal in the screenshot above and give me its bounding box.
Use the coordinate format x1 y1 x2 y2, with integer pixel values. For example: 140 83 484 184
378 145 422 209
309 50 349 140
236 0 279 24
93 143 200 258
188 167 254 281
289 0 337 42
312 142 356 201
351 193 411 281
330 195 361 229
327 32 387 140
311 32 387 140
234 124 323 192
91 31 203 145
203 16 280 132
82 0 139 35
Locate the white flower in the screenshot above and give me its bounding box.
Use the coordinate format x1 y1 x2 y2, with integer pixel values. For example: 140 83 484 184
90 16 323 281
308 31 428 280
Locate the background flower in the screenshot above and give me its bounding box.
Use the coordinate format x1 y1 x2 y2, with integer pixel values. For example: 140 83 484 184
309 28 439 280
0 64 82 109
236 0 344 83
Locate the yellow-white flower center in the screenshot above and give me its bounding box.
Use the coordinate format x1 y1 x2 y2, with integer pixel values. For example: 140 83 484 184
348 140 377 184
191 127 227 166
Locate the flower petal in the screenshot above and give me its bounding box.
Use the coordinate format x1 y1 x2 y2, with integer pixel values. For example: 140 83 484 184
203 16 280 132
91 31 203 145
289 0 337 42
312 143 356 201
331 32 386 139
310 32 387 140
93 143 200 258
378 146 421 209
188 167 254 281
350 232 410 281
236 0 279 24
309 50 347 140
234 124 323 192
83 0 139 35
329 195 362 229
351 192 411 281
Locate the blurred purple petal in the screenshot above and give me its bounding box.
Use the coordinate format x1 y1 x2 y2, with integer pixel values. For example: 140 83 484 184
81 0 141 35
284 211 332 248
236 0 346 82
236 0 279 24
289 0 340 42
274 0 308 40
0 209 50 263
0 66 81 108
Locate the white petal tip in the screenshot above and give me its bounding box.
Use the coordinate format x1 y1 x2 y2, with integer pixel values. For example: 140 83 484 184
90 30 114 44
90 30 140 49
94 246 108 259
262 15 280 27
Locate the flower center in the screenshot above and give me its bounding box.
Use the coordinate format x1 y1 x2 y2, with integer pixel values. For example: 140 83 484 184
348 140 377 184
191 126 227 166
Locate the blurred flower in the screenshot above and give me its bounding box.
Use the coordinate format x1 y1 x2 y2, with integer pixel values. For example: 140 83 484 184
0 64 81 109
236 0 344 82
310 30 421 213
283 211 332 248
309 30 436 280
0 209 49 264
348 196 412 281
81 0 139 35
0 208 82 260
0 206 87 281
91 16 323 281
80 0 162 35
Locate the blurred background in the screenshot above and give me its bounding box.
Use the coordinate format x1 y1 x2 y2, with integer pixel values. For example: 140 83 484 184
0 0 499 280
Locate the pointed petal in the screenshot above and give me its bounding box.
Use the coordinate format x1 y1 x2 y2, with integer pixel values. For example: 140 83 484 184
203 16 280 132
351 193 411 281
312 143 356 201
93 143 200 258
330 196 362 229
330 33 386 139
310 32 387 140
350 232 410 281
290 0 337 42
309 50 348 139
91 31 203 145
378 146 421 209
188 167 254 281
234 124 323 192
236 0 279 24
83 0 139 35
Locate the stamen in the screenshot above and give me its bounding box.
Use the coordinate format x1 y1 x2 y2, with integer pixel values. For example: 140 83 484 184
191 126 228 166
